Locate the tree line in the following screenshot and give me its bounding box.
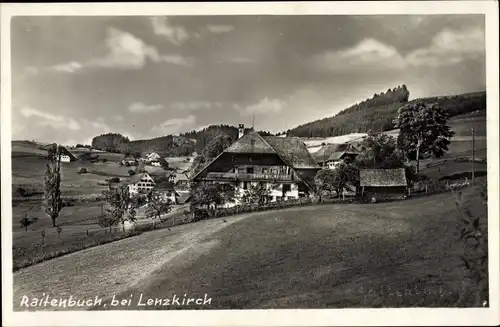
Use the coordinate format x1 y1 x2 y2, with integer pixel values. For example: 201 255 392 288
288 87 486 138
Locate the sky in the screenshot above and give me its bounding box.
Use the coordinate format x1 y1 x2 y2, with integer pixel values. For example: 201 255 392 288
10 14 486 145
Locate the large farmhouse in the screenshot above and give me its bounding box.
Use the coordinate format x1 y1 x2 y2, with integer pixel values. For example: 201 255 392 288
191 125 321 205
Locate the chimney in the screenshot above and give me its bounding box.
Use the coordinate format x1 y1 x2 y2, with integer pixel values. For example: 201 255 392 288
238 124 245 139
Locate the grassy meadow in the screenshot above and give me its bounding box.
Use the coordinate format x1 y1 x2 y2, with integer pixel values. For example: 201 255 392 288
13 185 487 310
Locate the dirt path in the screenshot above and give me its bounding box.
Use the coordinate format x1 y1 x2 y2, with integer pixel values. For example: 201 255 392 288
13 214 249 311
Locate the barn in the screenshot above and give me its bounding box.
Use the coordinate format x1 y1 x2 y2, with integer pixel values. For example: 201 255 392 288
360 168 408 201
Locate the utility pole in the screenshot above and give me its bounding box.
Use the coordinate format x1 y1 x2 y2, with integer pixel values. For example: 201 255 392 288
471 127 475 185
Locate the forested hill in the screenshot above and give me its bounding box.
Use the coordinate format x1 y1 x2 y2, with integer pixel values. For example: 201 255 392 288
90 126 273 156
288 86 486 138
181 125 272 152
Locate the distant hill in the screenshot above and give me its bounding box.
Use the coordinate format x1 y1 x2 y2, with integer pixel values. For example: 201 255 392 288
181 124 272 152
288 86 486 138
90 133 196 157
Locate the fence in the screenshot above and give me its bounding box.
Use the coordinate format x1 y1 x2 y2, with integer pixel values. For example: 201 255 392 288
425 156 486 168
409 177 473 196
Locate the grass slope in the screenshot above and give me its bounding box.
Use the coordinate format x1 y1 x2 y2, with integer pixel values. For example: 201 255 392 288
13 186 486 310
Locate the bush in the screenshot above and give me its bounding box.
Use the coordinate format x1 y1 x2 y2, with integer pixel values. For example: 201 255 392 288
15 187 27 197
128 170 136 176
192 208 209 222
102 158 108 163
107 177 120 183
79 168 88 174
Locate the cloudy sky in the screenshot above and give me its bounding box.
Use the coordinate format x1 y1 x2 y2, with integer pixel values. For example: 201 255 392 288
11 14 485 145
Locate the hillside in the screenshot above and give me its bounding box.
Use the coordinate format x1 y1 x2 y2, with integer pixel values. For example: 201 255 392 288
89 126 273 157
90 133 196 157
288 87 486 138
181 125 272 152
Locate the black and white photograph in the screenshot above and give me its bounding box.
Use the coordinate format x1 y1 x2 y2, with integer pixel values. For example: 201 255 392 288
1 2 499 326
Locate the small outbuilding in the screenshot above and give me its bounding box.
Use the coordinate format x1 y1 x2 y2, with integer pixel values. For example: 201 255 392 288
360 168 408 201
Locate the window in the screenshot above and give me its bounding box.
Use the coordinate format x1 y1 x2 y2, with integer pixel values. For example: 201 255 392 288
246 167 254 174
261 168 269 174
242 181 248 190
282 184 291 195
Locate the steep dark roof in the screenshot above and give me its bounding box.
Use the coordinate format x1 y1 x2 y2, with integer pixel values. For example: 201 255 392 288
123 172 155 185
191 130 319 188
224 131 276 154
360 168 407 187
177 192 192 204
263 136 320 169
58 146 78 161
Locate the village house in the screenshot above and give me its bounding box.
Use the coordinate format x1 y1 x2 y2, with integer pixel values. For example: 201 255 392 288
123 172 156 195
155 182 180 204
145 152 161 162
121 155 138 166
191 124 321 206
359 168 408 202
312 143 359 169
53 146 78 163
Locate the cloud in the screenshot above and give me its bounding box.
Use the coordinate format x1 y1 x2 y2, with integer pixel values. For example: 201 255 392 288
89 28 163 69
170 102 212 110
159 55 191 66
207 24 234 33
226 57 256 64
128 102 164 113
114 115 124 121
312 38 407 72
150 17 190 45
406 25 485 67
243 98 285 116
20 107 81 130
151 114 197 136
312 25 485 72
41 28 191 74
51 61 83 73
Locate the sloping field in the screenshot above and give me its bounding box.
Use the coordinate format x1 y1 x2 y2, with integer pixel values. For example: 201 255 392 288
13 186 486 310
304 111 486 154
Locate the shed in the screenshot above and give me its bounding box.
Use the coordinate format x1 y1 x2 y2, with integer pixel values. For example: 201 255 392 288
360 168 408 200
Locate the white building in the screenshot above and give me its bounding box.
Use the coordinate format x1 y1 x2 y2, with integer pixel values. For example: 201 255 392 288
58 154 71 163
126 172 156 195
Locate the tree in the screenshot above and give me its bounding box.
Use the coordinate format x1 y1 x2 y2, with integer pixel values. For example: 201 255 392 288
103 186 138 226
394 101 455 174
314 169 337 202
357 131 401 169
44 144 63 227
20 214 38 232
135 161 146 173
202 133 234 161
332 162 360 197
145 189 173 221
190 182 236 216
315 162 359 199
241 182 271 205
91 133 130 152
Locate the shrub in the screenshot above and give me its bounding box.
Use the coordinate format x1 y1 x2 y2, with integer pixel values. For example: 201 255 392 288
15 187 27 197
192 208 209 222
79 167 88 174
102 158 108 163
108 177 120 183
128 170 136 176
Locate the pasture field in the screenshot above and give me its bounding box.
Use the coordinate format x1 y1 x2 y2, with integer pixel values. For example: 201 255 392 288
304 110 486 153
13 185 487 309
